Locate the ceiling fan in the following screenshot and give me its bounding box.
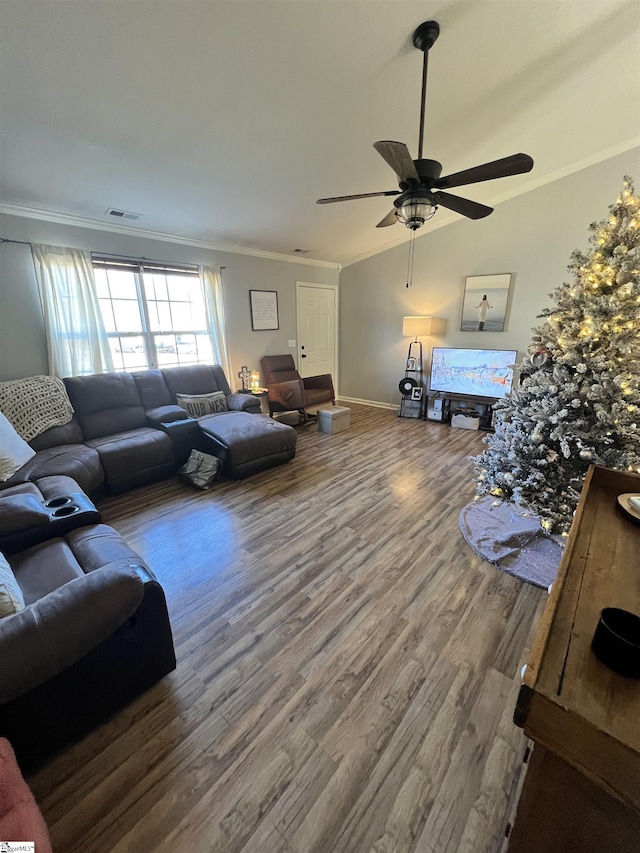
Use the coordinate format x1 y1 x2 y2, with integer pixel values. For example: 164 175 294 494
316 20 534 230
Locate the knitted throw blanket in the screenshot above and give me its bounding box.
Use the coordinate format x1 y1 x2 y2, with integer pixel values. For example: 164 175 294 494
0 375 74 442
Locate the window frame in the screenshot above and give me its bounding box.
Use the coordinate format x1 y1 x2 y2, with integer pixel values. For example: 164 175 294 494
91 255 213 372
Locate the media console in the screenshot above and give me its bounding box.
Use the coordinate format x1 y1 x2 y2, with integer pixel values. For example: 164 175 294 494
425 392 497 430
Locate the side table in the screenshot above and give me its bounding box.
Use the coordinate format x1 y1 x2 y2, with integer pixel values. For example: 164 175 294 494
238 388 270 415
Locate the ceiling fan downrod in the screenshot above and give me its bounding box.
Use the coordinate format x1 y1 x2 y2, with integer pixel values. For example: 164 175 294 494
413 21 440 161
315 17 533 229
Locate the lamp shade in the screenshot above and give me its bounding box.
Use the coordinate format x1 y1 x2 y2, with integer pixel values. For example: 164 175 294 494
402 316 433 337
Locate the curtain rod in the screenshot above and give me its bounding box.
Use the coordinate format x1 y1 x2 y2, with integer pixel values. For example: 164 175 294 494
91 251 170 262
0 237 32 246
0 241 226 272
91 251 226 271
92 251 197 269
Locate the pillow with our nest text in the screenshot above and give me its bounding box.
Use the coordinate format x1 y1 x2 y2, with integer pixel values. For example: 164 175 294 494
176 392 228 418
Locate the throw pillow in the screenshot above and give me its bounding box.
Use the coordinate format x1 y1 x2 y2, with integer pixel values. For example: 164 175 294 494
176 392 228 418
0 552 25 618
0 411 36 482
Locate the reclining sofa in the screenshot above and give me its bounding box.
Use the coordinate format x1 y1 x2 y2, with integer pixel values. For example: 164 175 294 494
0 476 176 770
0 364 297 768
1 364 296 494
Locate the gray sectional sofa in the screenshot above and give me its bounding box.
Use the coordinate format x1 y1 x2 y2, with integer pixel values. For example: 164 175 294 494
0 504 176 770
0 364 297 769
1 364 297 494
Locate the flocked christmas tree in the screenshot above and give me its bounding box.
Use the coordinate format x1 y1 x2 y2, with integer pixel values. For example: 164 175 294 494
474 177 640 534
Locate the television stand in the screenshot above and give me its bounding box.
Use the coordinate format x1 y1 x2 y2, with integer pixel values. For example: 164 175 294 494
425 392 497 430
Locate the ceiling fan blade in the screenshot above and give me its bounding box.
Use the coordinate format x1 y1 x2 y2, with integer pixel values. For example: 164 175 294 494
316 190 400 204
373 141 420 184
433 153 534 190
376 209 399 228
436 192 493 220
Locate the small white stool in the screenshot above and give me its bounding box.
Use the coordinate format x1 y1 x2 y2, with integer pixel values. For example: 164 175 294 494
317 406 351 434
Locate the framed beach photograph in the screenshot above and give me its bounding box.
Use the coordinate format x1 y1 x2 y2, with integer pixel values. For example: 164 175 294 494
406 356 417 371
460 273 513 332
250 290 279 330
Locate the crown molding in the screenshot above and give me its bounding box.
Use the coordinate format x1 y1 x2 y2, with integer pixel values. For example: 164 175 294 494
340 138 640 268
0 203 341 270
2 136 636 272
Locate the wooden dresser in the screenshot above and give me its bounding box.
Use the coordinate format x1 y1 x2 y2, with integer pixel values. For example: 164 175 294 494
508 465 640 852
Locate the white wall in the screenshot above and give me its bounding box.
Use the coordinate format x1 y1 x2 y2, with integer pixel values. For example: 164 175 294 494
0 215 338 384
338 148 640 406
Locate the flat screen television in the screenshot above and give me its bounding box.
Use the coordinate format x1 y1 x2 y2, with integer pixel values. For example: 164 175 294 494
429 347 518 399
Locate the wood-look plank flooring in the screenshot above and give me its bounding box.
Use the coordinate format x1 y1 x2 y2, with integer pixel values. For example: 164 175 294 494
28 404 545 853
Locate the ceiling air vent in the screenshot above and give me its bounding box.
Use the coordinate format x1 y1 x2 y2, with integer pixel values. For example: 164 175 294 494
105 208 142 222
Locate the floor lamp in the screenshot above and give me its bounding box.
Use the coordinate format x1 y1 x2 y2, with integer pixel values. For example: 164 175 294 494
400 316 432 417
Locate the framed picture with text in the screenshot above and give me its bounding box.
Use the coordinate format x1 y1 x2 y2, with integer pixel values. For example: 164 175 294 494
250 290 279 330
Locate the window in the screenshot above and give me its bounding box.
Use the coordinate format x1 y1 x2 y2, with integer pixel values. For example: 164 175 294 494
92 257 214 371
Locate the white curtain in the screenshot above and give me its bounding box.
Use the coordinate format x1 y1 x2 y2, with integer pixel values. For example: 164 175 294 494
199 264 231 380
32 244 114 378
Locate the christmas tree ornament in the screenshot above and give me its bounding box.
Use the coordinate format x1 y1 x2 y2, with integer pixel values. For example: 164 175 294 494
474 177 640 534
530 349 550 368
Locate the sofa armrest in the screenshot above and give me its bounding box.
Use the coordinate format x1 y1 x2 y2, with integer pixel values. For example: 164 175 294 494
0 495 50 537
265 379 307 409
226 393 260 413
156 417 201 465
0 564 145 703
145 405 189 426
303 374 334 393
0 493 102 556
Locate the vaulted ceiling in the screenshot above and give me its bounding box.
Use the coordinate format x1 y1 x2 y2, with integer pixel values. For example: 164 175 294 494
1 0 639 266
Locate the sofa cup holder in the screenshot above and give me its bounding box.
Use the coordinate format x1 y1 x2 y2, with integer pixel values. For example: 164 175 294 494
51 504 81 518
44 496 73 509
43 493 98 524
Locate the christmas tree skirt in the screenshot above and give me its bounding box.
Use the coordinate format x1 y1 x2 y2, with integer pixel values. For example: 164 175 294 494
459 497 563 588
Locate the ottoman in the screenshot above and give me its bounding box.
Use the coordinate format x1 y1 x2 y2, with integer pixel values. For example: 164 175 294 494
197 411 297 479
318 406 351 434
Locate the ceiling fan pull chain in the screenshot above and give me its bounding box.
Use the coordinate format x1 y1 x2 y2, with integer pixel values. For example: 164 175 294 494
406 229 416 288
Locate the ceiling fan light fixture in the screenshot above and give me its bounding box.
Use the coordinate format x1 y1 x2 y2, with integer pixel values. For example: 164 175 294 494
396 196 437 230
315 20 534 231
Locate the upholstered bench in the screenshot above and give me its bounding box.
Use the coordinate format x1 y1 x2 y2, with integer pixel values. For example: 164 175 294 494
197 411 297 479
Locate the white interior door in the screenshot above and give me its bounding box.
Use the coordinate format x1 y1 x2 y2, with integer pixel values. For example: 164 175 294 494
296 282 338 386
